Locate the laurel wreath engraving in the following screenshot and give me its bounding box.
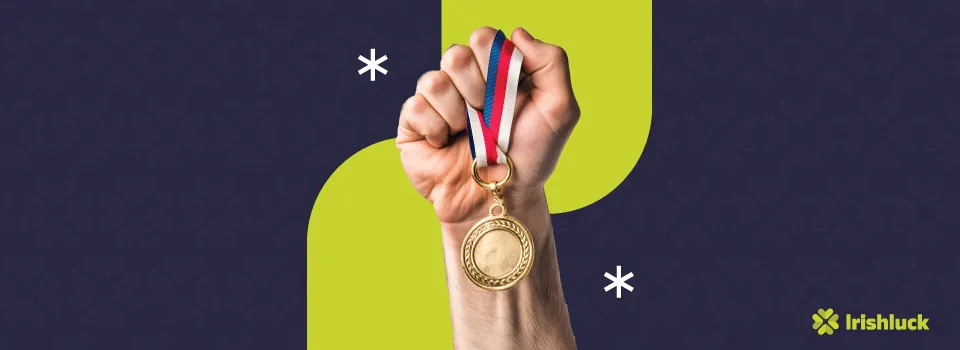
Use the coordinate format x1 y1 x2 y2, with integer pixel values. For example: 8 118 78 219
461 217 534 290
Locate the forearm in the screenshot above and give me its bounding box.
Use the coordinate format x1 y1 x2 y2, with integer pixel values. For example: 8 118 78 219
440 192 576 350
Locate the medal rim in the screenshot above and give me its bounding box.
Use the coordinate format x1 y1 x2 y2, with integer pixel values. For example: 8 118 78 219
460 214 535 291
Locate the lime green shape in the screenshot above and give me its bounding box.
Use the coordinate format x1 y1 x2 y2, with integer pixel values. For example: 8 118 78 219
309 2 650 348
308 140 452 349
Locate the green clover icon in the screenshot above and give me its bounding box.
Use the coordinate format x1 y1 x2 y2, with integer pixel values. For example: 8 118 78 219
812 308 840 335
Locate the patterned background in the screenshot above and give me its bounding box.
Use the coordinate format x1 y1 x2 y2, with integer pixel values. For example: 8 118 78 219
561 1 960 348
1 0 958 349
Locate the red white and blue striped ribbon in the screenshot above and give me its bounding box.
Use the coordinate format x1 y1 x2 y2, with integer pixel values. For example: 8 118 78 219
466 30 524 167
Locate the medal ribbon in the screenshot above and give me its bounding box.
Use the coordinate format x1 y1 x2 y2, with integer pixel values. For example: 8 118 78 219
465 30 524 167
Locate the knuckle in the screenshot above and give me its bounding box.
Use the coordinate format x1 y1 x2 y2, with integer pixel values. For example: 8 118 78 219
425 119 448 139
417 70 449 94
446 112 467 129
546 94 578 119
441 45 473 71
551 45 569 61
402 94 429 114
554 95 573 112
469 26 497 48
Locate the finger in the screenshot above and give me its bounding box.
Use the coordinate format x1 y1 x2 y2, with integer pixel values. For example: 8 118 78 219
510 27 572 96
468 26 498 81
441 45 485 110
398 94 449 148
416 70 467 133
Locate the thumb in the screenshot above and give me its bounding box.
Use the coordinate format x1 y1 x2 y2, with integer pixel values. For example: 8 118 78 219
510 27 573 97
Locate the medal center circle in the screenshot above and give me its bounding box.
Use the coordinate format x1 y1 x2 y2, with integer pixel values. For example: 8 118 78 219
473 229 522 278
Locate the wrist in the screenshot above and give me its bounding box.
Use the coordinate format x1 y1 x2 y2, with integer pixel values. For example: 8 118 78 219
439 185 548 236
438 187 575 349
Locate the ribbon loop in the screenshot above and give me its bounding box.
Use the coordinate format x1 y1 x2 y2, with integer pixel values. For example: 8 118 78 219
465 30 524 167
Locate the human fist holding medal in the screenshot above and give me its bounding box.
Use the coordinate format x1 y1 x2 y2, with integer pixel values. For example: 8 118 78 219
398 27 579 349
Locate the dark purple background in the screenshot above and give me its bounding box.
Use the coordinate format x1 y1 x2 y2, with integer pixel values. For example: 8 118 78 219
1 0 958 349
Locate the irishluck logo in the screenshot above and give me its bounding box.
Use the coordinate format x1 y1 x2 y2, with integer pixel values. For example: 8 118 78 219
813 308 840 335
813 308 931 335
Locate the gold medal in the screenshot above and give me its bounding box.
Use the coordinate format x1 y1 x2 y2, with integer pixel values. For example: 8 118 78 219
461 157 535 291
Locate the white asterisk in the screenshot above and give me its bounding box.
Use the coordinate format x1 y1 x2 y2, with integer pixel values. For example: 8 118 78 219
604 265 634 299
358 48 388 81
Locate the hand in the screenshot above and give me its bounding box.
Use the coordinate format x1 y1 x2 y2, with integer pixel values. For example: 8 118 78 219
398 27 580 349
397 27 580 225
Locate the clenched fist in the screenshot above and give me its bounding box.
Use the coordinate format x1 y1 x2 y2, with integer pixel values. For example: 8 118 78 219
396 27 579 350
397 27 580 226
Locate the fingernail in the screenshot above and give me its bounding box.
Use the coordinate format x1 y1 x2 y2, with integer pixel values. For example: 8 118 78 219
518 27 533 40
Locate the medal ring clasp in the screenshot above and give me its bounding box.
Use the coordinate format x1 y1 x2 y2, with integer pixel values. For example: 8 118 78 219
471 156 514 192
